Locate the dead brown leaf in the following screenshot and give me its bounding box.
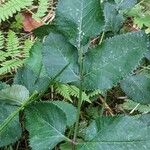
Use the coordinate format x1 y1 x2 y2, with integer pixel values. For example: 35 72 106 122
22 12 43 32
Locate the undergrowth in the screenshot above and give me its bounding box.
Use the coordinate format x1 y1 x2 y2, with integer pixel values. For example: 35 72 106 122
0 0 150 150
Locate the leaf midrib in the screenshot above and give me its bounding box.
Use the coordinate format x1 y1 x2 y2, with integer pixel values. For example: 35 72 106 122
50 35 79 79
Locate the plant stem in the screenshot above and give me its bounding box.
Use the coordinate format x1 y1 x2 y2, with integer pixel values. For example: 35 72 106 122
73 79 83 142
99 95 114 116
0 92 37 133
73 47 83 149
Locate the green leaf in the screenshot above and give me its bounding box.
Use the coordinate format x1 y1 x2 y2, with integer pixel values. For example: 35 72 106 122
23 38 34 58
68 85 90 102
115 0 137 10
33 25 56 39
14 41 50 93
55 83 90 102
145 50 150 60
6 30 20 55
0 31 4 49
60 142 72 150
42 32 79 83
52 101 77 126
0 0 33 22
0 59 24 75
0 103 21 147
14 67 50 94
78 115 150 150
55 0 104 48
25 41 45 75
25 102 68 150
33 0 49 18
83 31 148 91
121 72 150 104
125 0 150 32
0 85 29 105
104 2 124 33
55 83 73 102
0 82 9 90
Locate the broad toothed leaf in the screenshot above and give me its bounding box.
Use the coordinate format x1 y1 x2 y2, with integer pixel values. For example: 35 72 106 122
15 67 50 94
0 85 29 105
0 103 21 147
83 31 148 91
55 0 104 48
25 102 68 150
42 32 79 83
14 41 50 94
121 72 150 104
115 0 137 10
78 115 150 150
103 2 124 33
52 101 77 126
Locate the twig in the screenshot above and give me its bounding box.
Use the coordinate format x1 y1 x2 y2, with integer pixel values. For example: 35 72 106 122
99 96 114 116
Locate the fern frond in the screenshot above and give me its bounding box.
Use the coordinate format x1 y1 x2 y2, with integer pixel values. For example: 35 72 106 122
55 83 72 102
6 30 20 56
0 51 10 62
55 83 90 102
22 39 34 58
0 0 33 22
0 31 4 50
69 85 90 102
0 30 20 62
0 30 33 75
33 0 49 19
0 59 24 74
88 89 102 98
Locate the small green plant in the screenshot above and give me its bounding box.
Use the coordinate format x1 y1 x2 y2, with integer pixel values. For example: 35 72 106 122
0 0 51 23
126 0 150 33
0 30 33 75
55 82 90 102
0 0 150 150
0 0 34 22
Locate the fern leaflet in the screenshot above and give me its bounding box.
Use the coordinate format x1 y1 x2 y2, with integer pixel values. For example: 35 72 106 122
0 30 33 75
0 0 33 22
0 59 24 74
22 39 33 58
6 30 20 57
0 31 4 50
88 89 102 98
55 83 72 102
55 83 90 102
33 0 49 19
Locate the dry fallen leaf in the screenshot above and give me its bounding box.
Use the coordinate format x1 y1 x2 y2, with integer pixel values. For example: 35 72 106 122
22 12 44 32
